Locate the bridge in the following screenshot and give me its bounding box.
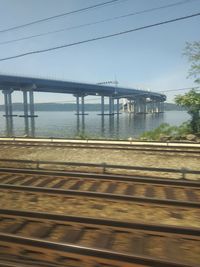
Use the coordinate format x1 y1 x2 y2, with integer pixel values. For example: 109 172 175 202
0 74 166 137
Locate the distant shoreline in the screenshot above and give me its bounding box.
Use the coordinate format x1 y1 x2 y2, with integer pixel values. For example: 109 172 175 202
0 102 185 112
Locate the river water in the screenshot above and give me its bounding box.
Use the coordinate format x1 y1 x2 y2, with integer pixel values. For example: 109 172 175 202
0 111 190 139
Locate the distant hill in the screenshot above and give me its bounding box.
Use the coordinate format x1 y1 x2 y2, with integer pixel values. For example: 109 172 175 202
164 103 185 111
0 102 185 111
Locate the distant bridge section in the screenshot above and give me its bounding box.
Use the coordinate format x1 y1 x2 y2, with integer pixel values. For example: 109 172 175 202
0 74 166 137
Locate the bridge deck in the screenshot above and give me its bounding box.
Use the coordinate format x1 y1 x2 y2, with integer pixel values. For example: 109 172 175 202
0 74 166 100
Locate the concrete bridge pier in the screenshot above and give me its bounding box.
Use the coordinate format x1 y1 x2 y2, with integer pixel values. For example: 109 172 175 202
29 90 36 137
2 89 14 136
121 99 135 113
75 94 88 116
134 99 140 114
144 99 147 114
157 101 164 113
146 100 151 113
126 99 132 113
20 88 37 137
109 112 114 136
76 114 80 135
160 101 164 113
116 98 120 116
75 94 87 136
138 98 146 114
98 95 105 136
81 95 85 115
148 100 153 113
122 99 126 112
23 90 29 136
109 96 114 115
151 99 164 114
101 113 105 136
156 100 162 113
7 91 13 119
152 100 157 113
101 95 105 116
116 102 120 138
75 95 80 115
157 101 161 113
130 100 134 113
155 101 159 113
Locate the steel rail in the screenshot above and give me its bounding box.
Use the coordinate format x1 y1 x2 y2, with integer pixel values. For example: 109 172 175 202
0 183 199 208
1 208 199 236
0 263 24 267
0 167 199 186
0 168 199 207
0 233 198 267
0 259 64 267
0 261 56 267
1 139 200 149
0 140 200 154
0 210 200 266
0 137 199 146
0 158 199 177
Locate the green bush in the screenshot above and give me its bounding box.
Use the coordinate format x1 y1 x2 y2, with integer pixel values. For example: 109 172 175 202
140 122 191 140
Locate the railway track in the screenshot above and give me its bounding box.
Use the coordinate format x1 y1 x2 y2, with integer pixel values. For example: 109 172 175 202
0 139 200 154
0 209 199 267
0 168 199 208
0 140 199 266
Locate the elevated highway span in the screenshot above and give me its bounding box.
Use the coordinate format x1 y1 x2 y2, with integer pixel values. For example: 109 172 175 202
0 74 166 137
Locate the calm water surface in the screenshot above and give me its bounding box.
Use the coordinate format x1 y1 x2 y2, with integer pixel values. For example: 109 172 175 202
0 111 190 139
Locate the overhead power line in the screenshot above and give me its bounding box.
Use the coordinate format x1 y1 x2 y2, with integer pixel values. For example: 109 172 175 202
157 86 199 93
0 0 195 46
0 12 200 62
0 0 123 34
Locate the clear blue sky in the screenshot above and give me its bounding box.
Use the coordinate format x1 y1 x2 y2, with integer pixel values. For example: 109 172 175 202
0 0 199 104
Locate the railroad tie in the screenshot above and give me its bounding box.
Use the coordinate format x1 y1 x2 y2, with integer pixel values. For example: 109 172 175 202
185 189 198 202
36 177 55 187
20 177 40 186
131 234 145 255
145 186 155 198
124 185 135 196
164 187 176 200
68 180 84 190
5 176 26 185
51 179 68 189
32 224 56 238
165 238 182 262
105 183 118 194
94 230 115 249
60 227 85 243
3 220 29 234
88 181 101 192
0 175 14 183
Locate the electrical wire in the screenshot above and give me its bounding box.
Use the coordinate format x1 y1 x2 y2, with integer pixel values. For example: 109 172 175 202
0 0 124 33
0 12 199 62
0 0 196 46
157 86 199 92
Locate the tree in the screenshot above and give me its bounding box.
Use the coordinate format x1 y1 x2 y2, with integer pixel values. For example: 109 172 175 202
175 41 200 134
175 89 200 133
184 41 200 84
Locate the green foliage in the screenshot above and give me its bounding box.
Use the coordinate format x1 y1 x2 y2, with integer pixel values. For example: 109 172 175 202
175 89 200 133
175 89 200 111
173 41 200 133
140 122 191 140
184 41 200 84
